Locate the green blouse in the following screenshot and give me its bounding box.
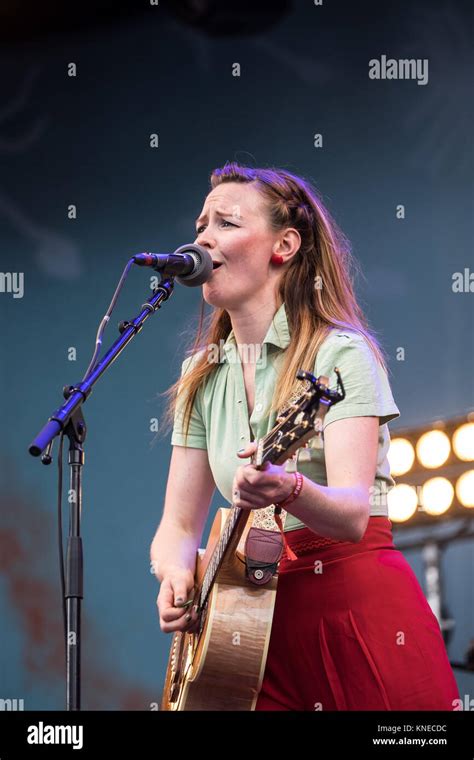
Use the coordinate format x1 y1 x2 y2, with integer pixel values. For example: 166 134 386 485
171 302 400 531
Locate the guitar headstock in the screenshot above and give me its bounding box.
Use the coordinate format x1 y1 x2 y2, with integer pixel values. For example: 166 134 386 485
253 367 345 468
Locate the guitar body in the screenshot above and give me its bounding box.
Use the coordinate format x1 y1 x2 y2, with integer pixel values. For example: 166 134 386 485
160 507 279 711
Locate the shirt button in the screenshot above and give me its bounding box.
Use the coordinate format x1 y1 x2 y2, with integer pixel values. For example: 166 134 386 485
255 402 263 412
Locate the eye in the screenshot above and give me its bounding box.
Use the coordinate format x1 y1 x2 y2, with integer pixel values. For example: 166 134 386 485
196 220 236 234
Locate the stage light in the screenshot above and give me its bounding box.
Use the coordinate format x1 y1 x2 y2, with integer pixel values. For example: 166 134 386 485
421 477 454 516
388 437 415 475
416 430 451 469
456 470 474 508
388 483 418 523
389 415 473 528
453 422 474 462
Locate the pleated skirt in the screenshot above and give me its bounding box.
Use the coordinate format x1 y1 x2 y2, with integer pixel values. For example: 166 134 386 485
254 517 460 711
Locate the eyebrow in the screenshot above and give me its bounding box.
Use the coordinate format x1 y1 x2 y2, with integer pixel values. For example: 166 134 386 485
195 208 242 227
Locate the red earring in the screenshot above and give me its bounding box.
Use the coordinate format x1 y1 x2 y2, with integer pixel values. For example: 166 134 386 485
270 253 284 266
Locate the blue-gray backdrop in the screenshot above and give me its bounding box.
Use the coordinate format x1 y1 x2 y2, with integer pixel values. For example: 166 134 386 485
0 0 473 709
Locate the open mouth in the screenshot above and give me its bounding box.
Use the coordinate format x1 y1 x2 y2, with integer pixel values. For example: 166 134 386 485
212 261 223 270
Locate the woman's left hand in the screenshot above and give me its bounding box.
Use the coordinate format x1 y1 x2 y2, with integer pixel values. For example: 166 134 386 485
233 441 295 510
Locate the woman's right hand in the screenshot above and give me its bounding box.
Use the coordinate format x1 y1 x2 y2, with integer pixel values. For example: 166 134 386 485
157 567 200 634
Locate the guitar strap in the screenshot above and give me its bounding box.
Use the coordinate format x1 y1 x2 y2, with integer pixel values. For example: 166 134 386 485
244 388 310 585
244 524 288 585
244 488 300 585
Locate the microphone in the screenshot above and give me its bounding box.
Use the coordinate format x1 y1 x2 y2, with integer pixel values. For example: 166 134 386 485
133 243 213 287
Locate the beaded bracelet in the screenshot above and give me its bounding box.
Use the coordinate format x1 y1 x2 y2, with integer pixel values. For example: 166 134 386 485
274 471 304 510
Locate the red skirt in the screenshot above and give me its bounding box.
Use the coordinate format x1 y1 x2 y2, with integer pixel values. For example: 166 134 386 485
255 517 460 711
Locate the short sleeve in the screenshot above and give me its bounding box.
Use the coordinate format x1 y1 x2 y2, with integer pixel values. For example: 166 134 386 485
170 353 208 449
314 330 400 429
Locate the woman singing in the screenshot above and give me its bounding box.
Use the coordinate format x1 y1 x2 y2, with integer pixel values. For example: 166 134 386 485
150 162 459 711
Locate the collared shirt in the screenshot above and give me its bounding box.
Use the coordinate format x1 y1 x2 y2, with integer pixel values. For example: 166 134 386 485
171 302 400 531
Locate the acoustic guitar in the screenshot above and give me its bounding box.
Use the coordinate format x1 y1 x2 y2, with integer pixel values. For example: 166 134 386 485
160 368 345 710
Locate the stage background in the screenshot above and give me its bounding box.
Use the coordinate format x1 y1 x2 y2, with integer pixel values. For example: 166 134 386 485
0 0 472 709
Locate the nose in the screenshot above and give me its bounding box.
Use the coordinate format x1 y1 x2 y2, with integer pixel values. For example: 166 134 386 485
194 229 216 249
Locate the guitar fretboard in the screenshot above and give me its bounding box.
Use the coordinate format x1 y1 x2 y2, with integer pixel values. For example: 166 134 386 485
198 503 244 611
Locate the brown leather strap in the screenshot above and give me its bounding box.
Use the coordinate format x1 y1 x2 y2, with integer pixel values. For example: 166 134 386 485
244 527 284 585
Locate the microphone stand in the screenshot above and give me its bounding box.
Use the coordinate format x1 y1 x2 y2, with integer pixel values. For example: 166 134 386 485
28 274 176 710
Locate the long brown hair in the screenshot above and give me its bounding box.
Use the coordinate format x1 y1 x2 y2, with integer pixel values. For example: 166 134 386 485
159 162 388 445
